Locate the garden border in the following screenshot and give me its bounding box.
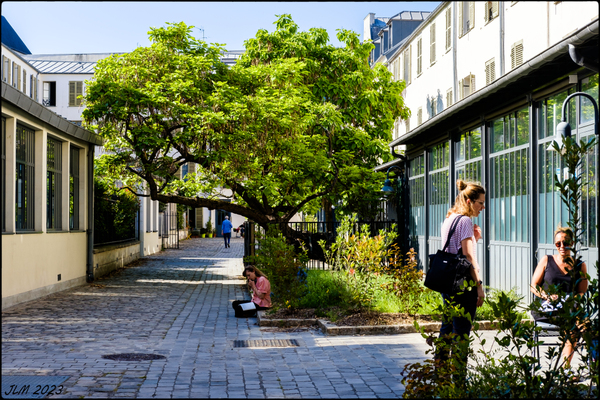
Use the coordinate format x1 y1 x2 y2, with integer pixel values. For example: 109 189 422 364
257 311 511 336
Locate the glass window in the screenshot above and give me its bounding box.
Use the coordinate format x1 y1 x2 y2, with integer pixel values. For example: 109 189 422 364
70 147 80 230
16 124 35 231
47 138 62 230
491 107 529 152
489 111 529 243
580 74 599 126
409 155 425 238
429 142 450 238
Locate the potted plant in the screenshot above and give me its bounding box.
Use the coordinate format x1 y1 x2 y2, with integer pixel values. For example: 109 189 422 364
200 228 207 238
205 219 213 238
212 228 217 238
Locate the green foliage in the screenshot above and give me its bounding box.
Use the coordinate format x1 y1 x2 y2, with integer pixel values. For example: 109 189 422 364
93 178 140 244
248 228 309 307
82 16 409 236
318 214 398 310
299 270 345 309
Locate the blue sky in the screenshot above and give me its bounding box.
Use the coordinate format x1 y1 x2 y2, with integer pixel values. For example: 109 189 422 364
2 1 441 54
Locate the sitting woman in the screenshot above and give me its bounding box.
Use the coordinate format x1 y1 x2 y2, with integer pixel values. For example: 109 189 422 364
530 225 588 367
232 266 271 318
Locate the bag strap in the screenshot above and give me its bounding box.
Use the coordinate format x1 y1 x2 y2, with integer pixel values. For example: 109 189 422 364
442 215 464 252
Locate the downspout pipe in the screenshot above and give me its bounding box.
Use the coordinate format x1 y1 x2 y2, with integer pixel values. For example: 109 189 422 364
86 143 95 283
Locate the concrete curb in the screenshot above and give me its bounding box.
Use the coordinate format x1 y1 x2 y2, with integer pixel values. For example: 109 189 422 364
257 311 506 335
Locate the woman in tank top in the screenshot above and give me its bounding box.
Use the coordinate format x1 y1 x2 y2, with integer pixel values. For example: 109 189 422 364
530 226 588 367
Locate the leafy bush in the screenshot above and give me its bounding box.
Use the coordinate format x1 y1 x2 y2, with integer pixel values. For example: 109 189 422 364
248 228 309 307
299 270 345 309
94 179 140 244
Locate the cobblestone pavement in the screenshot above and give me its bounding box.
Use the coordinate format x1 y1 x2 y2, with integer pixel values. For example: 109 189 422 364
1 237 586 398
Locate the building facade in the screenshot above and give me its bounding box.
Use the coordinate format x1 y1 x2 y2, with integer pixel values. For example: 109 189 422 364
369 1 599 302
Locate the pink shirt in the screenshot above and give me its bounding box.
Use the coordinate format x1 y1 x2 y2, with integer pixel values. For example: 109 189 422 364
252 276 271 308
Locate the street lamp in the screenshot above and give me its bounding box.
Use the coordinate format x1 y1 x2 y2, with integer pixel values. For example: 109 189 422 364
551 91 599 250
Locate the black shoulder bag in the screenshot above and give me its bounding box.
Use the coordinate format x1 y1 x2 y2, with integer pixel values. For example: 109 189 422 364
425 215 473 294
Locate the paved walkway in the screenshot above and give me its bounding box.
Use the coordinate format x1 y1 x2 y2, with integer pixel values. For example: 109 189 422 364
1 237 583 398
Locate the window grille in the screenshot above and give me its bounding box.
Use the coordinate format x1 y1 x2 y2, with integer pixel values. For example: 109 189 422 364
69 81 83 107
430 23 436 65
70 147 80 230
445 8 452 51
455 127 483 227
409 155 425 238
417 38 422 76
511 40 524 69
16 124 35 231
429 142 450 238
485 58 496 85
489 107 530 243
47 138 62 230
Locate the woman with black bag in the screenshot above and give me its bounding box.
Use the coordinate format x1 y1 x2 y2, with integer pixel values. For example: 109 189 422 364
434 180 486 370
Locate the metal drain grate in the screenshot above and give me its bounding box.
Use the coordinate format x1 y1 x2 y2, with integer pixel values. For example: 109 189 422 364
102 353 166 361
2 376 69 399
233 339 300 348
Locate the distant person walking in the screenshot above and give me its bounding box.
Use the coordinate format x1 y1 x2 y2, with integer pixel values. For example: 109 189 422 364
222 215 233 248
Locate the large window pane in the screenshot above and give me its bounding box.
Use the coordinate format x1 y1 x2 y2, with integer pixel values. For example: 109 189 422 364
16 124 35 231
47 138 62 230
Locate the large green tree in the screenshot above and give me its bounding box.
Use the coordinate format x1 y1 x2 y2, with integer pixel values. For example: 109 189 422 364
83 16 409 236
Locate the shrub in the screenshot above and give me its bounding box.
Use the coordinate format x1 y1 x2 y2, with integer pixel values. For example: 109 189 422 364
248 228 308 308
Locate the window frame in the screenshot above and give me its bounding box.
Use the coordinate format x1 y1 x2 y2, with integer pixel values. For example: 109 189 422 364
46 136 63 230
15 123 35 231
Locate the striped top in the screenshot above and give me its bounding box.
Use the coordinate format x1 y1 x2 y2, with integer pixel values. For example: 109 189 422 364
441 213 474 255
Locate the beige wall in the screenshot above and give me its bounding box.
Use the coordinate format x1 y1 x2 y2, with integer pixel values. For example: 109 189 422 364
142 231 161 256
2 232 87 308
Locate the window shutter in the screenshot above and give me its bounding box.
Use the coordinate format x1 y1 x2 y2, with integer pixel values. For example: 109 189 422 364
458 2 463 36
459 80 463 100
485 58 496 85
22 70 26 92
445 9 452 50
77 81 83 106
417 38 422 75
447 89 453 107
408 45 412 83
485 1 490 23
470 74 476 93
430 23 436 64
511 40 524 69
492 1 499 18
417 108 423 125
69 82 76 106
469 1 475 31
17 65 21 89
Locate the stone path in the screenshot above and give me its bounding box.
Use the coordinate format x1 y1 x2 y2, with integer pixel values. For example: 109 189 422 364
1 237 588 398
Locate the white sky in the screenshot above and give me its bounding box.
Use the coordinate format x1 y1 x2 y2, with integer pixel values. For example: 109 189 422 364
2 1 441 54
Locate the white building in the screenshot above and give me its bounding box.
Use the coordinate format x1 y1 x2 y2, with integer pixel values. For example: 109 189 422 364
368 1 599 301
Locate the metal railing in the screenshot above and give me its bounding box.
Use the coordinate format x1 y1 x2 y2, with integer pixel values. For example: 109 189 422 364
243 220 398 269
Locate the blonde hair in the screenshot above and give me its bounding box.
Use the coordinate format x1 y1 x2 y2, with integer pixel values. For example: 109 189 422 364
554 225 574 242
244 265 268 279
446 179 486 218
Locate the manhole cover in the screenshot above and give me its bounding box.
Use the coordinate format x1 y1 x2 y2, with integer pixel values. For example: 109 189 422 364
1 376 69 399
101 353 166 361
233 339 300 348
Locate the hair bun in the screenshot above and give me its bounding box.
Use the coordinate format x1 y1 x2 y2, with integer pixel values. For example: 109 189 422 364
456 179 467 191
